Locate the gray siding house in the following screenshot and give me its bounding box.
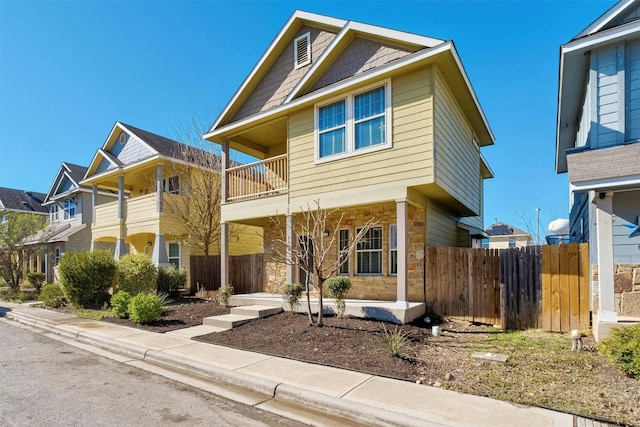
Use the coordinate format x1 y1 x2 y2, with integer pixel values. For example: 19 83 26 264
41 162 117 282
556 0 640 339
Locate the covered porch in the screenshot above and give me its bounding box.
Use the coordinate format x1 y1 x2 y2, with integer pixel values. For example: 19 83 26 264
228 292 426 324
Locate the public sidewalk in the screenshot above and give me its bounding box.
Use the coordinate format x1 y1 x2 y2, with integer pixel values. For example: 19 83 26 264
0 302 605 427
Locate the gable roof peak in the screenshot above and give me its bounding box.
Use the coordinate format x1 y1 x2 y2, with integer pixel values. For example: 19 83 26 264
573 0 639 39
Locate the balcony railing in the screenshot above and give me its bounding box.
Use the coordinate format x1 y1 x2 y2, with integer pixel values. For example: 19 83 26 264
226 154 288 202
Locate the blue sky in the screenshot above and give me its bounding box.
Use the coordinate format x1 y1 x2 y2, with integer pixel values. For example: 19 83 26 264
0 0 615 235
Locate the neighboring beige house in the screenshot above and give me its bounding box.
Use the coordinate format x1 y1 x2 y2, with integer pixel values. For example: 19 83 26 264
556 0 640 339
40 162 117 282
81 122 262 293
483 222 533 249
204 11 494 321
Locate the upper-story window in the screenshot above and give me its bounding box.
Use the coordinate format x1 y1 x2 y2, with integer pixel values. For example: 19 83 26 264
508 237 516 248
49 205 59 223
294 33 311 69
165 176 180 195
63 197 76 220
315 82 391 162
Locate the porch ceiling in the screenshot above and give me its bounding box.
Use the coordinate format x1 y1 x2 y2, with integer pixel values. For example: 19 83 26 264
228 117 288 159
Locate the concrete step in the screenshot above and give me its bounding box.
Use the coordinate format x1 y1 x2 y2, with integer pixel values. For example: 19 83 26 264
202 314 255 329
230 305 283 318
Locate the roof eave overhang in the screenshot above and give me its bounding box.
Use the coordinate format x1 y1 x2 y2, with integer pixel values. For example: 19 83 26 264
556 20 640 174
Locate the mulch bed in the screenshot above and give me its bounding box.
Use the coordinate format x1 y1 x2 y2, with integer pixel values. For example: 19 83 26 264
195 312 451 382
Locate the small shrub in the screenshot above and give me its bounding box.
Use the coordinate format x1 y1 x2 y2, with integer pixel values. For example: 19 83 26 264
59 250 116 308
153 290 173 306
157 266 187 296
281 282 304 313
110 291 132 319
0 286 17 301
218 285 234 307
38 284 66 308
16 290 37 302
26 272 46 291
598 324 640 379
128 293 163 323
326 277 351 318
116 253 157 295
380 323 415 360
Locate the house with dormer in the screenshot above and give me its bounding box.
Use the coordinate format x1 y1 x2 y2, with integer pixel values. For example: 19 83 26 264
37 162 117 282
556 0 640 339
204 11 494 321
81 122 262 292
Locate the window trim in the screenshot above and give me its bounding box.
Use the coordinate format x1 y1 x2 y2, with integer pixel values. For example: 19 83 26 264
63 197 76 221
165 176 180 195
338 228 350 276
389 224 398 276
314 80 392 163
50 205 60 223
356 226 383 276
167 242 181 269
294 32 311 69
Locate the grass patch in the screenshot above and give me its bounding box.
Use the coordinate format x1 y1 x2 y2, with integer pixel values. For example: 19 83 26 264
72 309 115 320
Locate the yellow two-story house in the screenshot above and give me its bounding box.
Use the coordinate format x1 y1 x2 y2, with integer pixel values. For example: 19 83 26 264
82 122 262 292
204 11 494 318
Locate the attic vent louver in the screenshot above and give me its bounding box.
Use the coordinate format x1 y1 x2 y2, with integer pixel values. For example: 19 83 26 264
294 33 311 69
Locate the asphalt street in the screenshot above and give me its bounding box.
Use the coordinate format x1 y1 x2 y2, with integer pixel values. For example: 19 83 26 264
0 318 303 426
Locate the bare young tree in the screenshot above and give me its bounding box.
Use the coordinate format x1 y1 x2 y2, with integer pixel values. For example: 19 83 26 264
266 201 376 326
161 115 237 256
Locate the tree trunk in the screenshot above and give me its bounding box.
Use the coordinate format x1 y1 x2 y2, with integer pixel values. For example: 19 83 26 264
305 274 314 326
317 277 324 327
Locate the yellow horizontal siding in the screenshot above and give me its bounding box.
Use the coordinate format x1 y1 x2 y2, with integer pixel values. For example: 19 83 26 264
427 201 458 247
289 68 434 200
433 68 481 215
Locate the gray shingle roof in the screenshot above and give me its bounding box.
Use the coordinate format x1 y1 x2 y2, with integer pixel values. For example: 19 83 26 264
485 222 529 237
63 162 89 186
0 187 48 214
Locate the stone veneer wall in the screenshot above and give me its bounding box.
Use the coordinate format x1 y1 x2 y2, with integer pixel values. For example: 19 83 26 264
592 263 640 317
262 202 426 301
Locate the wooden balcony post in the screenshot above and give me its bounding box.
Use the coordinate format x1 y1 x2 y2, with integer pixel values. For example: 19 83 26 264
221 139 229 203
115 174 126 259
286 214 295 284
156 164 163 214
221 222 229 286
396 200 409 308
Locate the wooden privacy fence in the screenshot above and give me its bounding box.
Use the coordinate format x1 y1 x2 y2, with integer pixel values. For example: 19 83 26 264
190 254 264 294
426 243 590 332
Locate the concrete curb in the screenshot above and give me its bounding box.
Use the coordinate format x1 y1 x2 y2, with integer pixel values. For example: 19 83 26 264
274 383 444 427
143 348 280 398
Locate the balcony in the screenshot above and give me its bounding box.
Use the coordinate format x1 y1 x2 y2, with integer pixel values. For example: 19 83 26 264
567 143 640 190
226 154 288 202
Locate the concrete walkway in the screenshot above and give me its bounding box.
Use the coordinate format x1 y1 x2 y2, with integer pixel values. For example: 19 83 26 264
0 302 610 427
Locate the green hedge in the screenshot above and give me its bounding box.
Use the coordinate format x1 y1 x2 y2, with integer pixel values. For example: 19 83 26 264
59 250 116 308
128 293 163 323
116 253 157 295
38 283 66 308
598 324 640 379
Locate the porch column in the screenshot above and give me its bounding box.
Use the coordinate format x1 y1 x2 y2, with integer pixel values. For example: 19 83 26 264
114 174 126 259
91 185 97 225
595 192 617 322
396 200 409 308
156 164 163 214
152 233 168 265
221 222 229 287
221 139 229 203
286 214 295 284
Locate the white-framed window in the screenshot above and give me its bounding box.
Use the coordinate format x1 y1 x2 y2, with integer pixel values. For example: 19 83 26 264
49 205 59 223
338 229 350 275
315 81 391 162
356 227 382 275
508 237 516 248
54 247 61 266
294 32 311 69
118 131 128 145
1 214 7 223
63 197 76 220
168 242 180 269
165 176 180 195
481 238 490 249
389 224 398 276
